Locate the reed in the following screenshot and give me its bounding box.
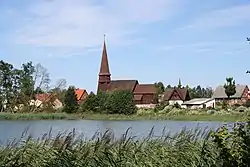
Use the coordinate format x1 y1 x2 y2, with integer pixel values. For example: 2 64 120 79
0 127 220 167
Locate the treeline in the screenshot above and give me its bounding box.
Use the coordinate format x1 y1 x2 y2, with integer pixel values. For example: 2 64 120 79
63 87 137 114
0 60 66 112
0 60 137 114
154 82 213 98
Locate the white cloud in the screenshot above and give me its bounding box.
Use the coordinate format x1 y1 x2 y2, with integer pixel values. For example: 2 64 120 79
161 41 248 53
177 4 250 31
11 0 179 49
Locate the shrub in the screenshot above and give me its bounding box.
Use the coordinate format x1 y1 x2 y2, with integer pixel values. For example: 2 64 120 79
222 100 228 109
236 106 246 112
154 101 169 112
173 102 181 109
244 99 250 108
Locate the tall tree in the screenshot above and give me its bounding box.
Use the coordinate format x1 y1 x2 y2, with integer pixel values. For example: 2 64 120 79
0 60 22 111
19 62 35 105
224 77 236 99
34 63 50 92
154 82 165 94
177 78 182 88
63 86 79 113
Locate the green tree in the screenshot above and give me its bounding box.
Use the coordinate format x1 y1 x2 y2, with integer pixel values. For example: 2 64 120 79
166 84 172 89
81 92 98 112
224 77 236 99
105 90 137 115
63 86 79 113
19 62 35 105
0 60 23 111
177 78 182 88
154 82 165 94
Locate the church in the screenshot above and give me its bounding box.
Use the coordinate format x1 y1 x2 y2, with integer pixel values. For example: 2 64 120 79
97 38 157 105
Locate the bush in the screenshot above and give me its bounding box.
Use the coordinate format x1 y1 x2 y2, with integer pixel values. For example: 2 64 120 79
244 100 250 108
154 101 169 112
173 102 181 109
236 106 246 112
222 100 228 109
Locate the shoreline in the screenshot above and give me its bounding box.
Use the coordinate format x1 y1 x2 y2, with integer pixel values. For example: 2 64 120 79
0 112 246 122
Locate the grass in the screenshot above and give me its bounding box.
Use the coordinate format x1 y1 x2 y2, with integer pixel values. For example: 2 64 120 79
0 108 248 122
82 112 245 122
0 112 82 120
0 112 246 122
0 127 218 167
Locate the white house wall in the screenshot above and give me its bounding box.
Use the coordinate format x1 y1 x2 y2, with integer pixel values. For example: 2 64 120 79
169 100 184 105
205 99 215 108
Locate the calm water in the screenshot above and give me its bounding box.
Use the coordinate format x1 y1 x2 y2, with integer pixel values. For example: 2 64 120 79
0 120 232 144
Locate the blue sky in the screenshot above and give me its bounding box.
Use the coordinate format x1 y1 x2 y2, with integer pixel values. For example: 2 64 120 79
1 0 250 93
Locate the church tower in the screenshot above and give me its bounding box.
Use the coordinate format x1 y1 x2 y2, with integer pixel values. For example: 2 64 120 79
97 36 111 92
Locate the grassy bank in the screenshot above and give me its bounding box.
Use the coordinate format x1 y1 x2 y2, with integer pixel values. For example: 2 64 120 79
0 112 82 120
0 109 247 122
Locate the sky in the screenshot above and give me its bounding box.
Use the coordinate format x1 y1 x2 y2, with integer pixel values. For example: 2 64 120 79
1 0 250 93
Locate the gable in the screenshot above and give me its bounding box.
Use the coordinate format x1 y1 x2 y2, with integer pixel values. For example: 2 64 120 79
169 89 182 100
163 88 188 101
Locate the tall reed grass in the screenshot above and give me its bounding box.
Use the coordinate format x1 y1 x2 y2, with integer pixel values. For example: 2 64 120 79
0 127 222 167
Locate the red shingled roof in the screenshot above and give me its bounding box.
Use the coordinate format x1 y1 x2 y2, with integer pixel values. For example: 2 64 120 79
134 84 157 94
107 80 138 92
75 89 87 101
35 93 55 102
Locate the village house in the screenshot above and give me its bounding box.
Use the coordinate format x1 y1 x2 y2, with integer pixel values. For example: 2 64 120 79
30 93 63 109
75 88 88 104
163 87 190 105
182 98 215 109
97 38 157 107
212 84 250 105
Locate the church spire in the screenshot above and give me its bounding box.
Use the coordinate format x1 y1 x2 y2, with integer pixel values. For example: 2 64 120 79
98 35 111 92
99 35 110 75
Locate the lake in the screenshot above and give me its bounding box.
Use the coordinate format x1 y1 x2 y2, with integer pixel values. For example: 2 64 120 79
0 120 232 144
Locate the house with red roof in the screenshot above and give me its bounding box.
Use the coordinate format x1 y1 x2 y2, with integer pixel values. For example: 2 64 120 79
163 87 191 105
31 93 63 109
74 88 88 104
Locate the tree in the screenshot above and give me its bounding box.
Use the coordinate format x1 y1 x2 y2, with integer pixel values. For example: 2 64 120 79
81 92 98 112
154 82 165 94
20 62 35 97
19 62 35 105
224 77 236 99
177 78 182 88
0 60 23 112
63 86 79 113
105 90 137 115
33 63 50 93
166 84 172 89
